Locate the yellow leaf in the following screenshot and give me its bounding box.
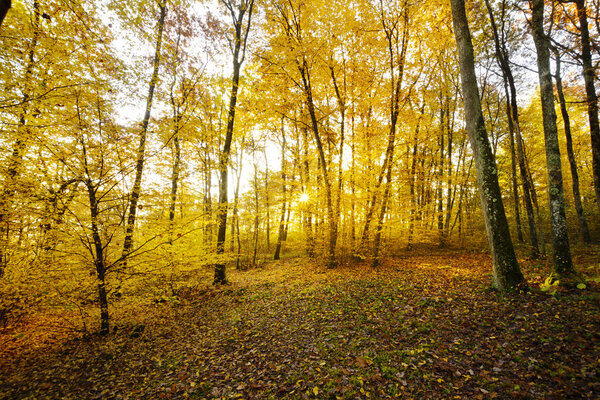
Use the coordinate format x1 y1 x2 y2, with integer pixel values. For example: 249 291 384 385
313 386 319 396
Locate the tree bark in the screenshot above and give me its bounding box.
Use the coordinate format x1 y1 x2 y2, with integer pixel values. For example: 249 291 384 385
530 0 575 275
553 48 591 243
451 0 525 291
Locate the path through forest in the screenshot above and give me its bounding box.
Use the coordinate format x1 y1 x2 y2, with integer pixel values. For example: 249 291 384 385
1 250 600 399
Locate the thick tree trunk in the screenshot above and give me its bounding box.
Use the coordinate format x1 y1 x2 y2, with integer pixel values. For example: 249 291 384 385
451 0 525 291
122 2 167 262
554 49 591 243
574 0 600 216
530 0 575 275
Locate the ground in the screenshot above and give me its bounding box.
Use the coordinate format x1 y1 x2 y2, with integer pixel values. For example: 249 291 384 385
1 249 600 399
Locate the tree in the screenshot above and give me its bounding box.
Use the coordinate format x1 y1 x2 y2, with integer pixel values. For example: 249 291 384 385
213 0 255 284
529 0 575 276
553 47 591 243
572 0 600 216
121 0 168 266
450 0 525 291
484 0 540 254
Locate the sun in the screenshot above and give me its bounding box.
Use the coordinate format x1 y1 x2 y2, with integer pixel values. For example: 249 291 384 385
298 193 310 203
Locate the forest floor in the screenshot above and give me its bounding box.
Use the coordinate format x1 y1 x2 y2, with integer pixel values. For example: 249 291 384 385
1 248 600 399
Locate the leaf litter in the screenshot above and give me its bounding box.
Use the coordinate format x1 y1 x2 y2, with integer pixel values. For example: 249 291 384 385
1 251 599 399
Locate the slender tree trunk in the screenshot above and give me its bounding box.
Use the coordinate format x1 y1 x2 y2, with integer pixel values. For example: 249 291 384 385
530 0 575 275
86 181 109 334
331 64 345 258
407 106 424 249
302 125 315 256
122 1 167 262
554 48 591 243
274 123 287 260
372 160 393 268
251 160 260 268
168 125 181 244
214 0 254 284
230 145 243 257
299 59 337 267
264 148 271 251
484 0 538 252
360 6 409 256
437 95 446 242
444 103 455 237
203 152 213 243
451 0 525 291
350 112 356 244
574 0 600 216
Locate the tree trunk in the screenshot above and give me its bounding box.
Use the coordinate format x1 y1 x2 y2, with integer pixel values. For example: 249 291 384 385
530 0 575 275
264 148 271 251
451 0 525 291
360 6 409 256
274 123 287 260
251 160 260 268
214 0 254 284
86 180 110 334
0 0 40 276
574 0 600 216
330 64 346 258
168 125 181 244
298 58 337 268
437 95 446 242
553 48 591 243
122 1 167 263
484 0 538 253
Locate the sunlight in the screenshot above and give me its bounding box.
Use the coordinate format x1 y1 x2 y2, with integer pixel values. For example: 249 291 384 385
298 193 310 203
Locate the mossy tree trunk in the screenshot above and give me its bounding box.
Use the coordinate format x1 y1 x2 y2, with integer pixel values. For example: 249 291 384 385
530 0 575 275
451 0 525 291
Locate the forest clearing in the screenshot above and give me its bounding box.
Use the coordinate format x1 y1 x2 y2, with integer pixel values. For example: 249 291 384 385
2 249 600 399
